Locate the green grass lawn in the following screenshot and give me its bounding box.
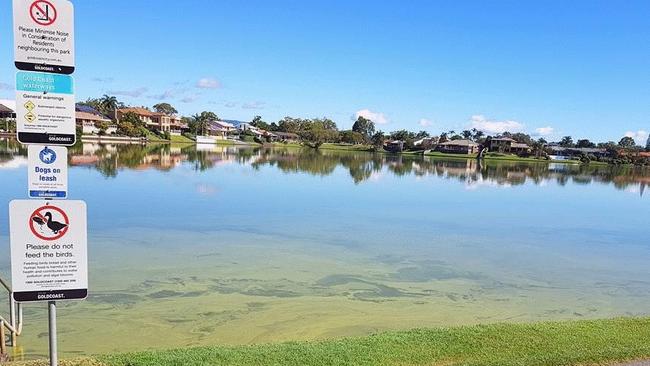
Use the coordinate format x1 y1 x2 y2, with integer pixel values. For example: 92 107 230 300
11 317 650 366
169 134 194 143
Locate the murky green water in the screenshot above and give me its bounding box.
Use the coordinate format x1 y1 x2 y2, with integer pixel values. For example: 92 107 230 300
0 140 649 359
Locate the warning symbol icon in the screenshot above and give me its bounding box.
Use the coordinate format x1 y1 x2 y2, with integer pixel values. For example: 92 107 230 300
24 101 35 111
25 112 37 122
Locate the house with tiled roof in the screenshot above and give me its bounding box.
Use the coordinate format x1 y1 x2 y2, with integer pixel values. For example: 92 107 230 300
74 104 116 134
436 139 480 154
115 107 187 134
489 136 531 155
0 103 16 120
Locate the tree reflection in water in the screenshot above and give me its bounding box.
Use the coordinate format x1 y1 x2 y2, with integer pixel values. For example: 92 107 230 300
1 140 646 195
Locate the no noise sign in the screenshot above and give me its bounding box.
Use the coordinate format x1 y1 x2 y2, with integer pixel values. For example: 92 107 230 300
10 200 88 302
13 0 75 74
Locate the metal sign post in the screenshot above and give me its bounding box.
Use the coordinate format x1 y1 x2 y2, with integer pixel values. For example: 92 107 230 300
48 301 57 366
11 1 80 365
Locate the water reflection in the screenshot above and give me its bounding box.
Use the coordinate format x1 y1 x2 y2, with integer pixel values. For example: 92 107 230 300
1 139 648 195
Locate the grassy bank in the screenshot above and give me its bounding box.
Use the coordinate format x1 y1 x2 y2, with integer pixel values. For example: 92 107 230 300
11 317 650 366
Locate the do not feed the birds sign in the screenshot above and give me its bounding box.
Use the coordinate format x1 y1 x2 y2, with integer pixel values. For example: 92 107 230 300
9 199 87 302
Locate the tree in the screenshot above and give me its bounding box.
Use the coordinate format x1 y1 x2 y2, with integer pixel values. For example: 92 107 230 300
646 135 650 152
277 117 300 133
340 130 365 145
371 131 385 150
190 111 218 136
576 139 596 148
117 112 145 137
153 103 178 115
471 128 484 142
299 118 340 148
415 131 430 139
100 95 121 117
618 136 636 148
559 136 574 147
302 124 339 148
351 116 375 140
250 115 270 130
510 133 534 145
390 130 415 141
461 130 473 140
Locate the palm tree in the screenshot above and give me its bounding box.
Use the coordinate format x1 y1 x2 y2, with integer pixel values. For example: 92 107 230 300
100 95 119 117
191 113 210 136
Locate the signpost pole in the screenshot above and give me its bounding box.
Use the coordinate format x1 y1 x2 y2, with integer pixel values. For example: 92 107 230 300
48 301 57 366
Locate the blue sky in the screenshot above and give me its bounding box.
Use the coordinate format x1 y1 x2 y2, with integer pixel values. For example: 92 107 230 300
1 0 649 143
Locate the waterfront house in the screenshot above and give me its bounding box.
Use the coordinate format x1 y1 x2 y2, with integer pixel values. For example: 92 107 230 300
488 137 531 155
413 137 436 148
511 142 532 155
384 140 405 153
237 123 264 137
547 146 610 160
76 111 116 134
0 103 16 120
436 139 480 154
115 107 186 134
207 120 236 138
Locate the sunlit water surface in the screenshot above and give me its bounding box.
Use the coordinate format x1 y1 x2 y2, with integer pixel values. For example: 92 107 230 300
0 140 648 359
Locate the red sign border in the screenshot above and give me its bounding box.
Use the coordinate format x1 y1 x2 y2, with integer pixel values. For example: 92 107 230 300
29 204 69 241
29 0 58 26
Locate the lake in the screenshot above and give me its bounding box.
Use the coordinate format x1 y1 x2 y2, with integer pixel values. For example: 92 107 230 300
0 139 649 359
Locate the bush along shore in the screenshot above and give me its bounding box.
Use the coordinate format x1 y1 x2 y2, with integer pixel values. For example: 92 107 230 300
9 317 650 366
6 96 649 166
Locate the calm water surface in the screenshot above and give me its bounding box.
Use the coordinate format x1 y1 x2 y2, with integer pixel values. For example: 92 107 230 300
0 140 648 359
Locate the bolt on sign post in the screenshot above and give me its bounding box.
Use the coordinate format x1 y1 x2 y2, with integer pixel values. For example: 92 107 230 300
11 1 79 365
13 0 75 74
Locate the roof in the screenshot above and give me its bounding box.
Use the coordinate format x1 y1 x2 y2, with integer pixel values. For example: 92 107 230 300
492 137 516 142
511 143 531 149
117 107 155 116
75 104 101 114
440 139 479 147
548 146 607 154
75 111 112 122
0 104 14 113
214 121 235 129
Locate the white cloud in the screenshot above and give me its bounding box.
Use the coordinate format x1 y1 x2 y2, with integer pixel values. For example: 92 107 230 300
534 126 554 136
107 87 148 97
419 118 433 128
469 115 524 135
354 109 389 124
148 90 177 100
624 130 649 145
242 101 266 110
180 95 200 103
91 77 114 82
196 78 221 89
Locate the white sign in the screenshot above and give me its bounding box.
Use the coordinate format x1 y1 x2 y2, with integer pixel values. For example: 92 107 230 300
28 145 67 199
16 71 76 145
13 0 75 74
9 200 87 302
